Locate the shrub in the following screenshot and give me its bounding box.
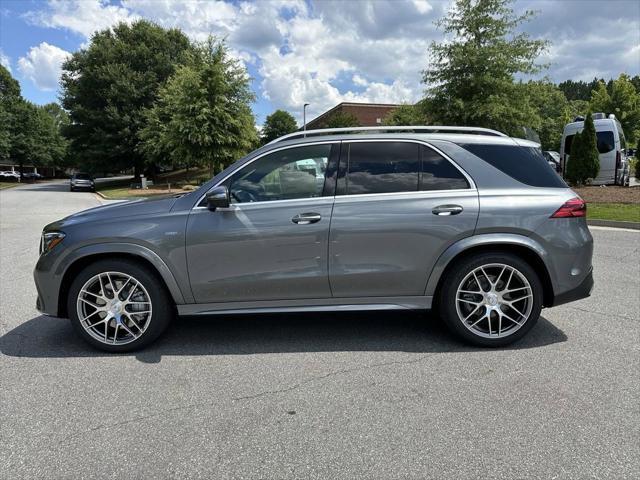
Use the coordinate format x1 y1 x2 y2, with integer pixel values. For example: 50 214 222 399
565 112 600 186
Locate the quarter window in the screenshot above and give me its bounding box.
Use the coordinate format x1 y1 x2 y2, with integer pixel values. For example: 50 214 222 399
345 142 420 195
226 144 331 203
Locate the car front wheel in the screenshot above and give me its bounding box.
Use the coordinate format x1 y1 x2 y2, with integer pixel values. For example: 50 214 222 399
439 252 543 347
67 259 174 352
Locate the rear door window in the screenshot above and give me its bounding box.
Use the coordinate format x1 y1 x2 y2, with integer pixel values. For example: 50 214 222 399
421 146 469 190
343 142 420 195
459 143 567 188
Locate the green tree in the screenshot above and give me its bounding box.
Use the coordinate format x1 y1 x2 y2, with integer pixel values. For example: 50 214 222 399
0 66 64 175
139 37 257 175
382 103 427 126
519 81 572 151
261 109 298 144
0 66 20 159
558 78 603 102
422 0 547 137
589 74 640 143
41 103 69 168
61 20 193 177
566 112 599 185
321 111 360 128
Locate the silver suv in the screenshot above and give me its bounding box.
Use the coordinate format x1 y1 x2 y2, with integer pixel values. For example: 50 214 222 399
34 126 594 352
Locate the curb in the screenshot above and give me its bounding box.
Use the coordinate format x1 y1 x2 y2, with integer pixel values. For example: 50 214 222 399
588 219 640 230
94 190 108 200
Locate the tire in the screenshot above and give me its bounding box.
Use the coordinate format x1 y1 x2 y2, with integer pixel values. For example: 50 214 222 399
67 259 174 352
439 252 543 347
69 186 74 192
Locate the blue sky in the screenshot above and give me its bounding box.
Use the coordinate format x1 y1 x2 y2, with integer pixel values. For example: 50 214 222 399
1 0 639 126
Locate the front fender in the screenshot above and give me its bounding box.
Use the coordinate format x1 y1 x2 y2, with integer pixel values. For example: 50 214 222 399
60 243 187 305
424 233 555 297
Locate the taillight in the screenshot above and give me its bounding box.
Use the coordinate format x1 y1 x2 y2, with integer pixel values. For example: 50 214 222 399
551 197 586 218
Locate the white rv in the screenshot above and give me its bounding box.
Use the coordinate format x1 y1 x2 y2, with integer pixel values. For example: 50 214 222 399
560 114 630 186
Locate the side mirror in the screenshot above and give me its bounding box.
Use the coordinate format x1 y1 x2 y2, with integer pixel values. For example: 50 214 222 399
206 186 230 211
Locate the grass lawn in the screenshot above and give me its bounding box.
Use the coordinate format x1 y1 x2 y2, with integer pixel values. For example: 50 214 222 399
588 203 640 222
0 182 20 190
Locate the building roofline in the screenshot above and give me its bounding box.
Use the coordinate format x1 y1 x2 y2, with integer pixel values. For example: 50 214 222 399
306 101 404 127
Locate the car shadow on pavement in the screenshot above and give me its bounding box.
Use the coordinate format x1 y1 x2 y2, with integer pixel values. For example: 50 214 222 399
0 311 567 363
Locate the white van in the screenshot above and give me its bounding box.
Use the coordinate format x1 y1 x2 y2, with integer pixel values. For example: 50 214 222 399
560 114 630 186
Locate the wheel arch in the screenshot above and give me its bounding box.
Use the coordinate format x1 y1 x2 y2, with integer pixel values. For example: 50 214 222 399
426 235 555 308
57 244 186 318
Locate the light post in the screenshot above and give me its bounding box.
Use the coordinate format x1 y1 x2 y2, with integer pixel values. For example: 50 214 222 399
303 103 310 136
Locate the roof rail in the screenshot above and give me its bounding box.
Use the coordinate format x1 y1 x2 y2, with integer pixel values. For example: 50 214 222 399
267 125 508 145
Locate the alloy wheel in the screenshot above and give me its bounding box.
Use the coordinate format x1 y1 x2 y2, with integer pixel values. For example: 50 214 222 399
76 271 153 345
455 263 533 339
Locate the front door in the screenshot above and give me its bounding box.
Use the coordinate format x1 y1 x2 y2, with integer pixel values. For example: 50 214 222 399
186 143 338 304
329 141 479 297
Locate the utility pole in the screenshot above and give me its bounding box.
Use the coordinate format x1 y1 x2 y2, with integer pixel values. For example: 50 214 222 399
303 103 310 137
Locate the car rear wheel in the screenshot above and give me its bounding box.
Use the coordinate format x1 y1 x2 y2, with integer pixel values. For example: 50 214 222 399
439 252 542 347
67 259 174 352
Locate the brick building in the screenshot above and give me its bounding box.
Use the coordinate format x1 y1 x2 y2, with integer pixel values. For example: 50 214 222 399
305 102 400 129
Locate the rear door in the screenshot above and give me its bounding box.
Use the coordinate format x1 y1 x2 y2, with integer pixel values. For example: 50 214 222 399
595 129 616 184
328 140 479 298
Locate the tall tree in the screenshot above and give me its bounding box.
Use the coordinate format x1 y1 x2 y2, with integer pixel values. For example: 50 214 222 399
558 78 603 102
589 74 640 143
61 20 193 177
0 66 63 175
0 65 21 160
261 110 298 144
139 38 257 175
321 111 360 128
382 104 428 126
519 81 571 151
422 0 547 137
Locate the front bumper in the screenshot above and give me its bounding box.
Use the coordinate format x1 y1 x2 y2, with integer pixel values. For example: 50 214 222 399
551 268 594 307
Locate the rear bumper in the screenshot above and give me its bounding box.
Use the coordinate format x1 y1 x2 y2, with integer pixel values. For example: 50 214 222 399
551 268 593 307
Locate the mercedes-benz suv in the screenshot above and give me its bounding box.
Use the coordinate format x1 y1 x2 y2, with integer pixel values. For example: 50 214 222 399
34 126 594 352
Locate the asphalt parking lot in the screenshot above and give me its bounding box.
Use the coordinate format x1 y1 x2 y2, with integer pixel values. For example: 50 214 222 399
1 181 638 479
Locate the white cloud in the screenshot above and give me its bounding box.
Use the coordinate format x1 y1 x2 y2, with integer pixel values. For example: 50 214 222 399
0 49 10 73
19 0 640 119
17 42 71 91
25 0 137 38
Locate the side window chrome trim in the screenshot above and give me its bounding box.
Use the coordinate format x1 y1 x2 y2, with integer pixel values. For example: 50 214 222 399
192 196 334 211
339 138 476 193
333 188 477 202
192 140 341 210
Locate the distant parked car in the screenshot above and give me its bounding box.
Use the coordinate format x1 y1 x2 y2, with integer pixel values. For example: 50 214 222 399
0 171 20 181
543 151 561 172
22 172 43 180
70 173 95 192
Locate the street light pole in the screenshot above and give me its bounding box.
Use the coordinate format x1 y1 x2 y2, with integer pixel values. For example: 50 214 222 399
303 103 310 137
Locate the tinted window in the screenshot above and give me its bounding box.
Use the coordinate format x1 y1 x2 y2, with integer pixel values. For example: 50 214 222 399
459 143 567 188
227 144 331 203
597 131 615 153
346 142 419 195
421 146 469 190
565 131 616 155
564 135 574 157
74 173 91 180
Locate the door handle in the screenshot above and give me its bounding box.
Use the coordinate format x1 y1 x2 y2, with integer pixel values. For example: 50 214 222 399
432 204 463 216
292 212 322 224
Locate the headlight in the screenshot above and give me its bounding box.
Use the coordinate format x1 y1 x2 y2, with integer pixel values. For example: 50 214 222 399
40 232 65 255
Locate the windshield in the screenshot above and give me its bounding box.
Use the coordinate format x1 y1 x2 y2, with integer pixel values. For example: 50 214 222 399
74 173 91 180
